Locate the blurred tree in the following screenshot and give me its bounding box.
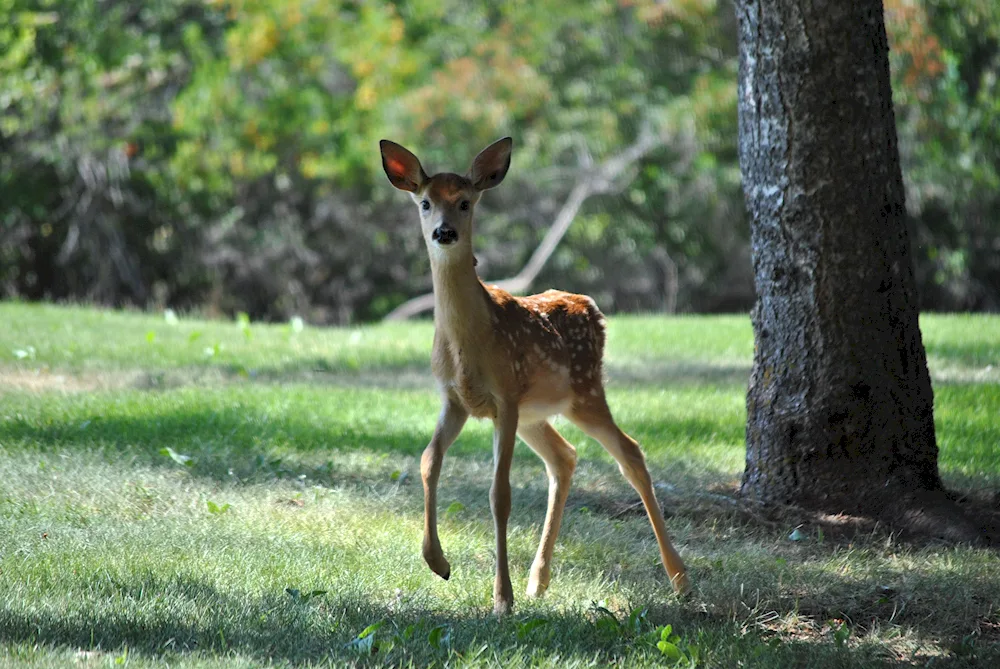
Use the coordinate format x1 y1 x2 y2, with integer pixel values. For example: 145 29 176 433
0 0 227 308
888 0 1000 309
735 0 985 540
0 0 996 322
165 0 745 321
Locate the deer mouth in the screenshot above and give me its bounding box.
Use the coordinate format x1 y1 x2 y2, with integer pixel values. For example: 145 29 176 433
432 226 458 245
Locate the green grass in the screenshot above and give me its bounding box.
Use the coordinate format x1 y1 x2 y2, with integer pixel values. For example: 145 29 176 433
1 301 998 668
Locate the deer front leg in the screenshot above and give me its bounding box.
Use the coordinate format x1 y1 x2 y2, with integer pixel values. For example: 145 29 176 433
421 398 468 580
490 402 519 615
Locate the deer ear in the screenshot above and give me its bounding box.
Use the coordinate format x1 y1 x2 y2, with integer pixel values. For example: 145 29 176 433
380 140 427 192
470 137 512 191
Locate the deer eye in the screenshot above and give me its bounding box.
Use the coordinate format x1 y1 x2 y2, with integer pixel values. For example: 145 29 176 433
460 200 470 211
421 200 430 211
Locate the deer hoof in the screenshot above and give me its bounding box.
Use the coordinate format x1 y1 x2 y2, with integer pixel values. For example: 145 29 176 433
672 573 693 599
493 598 514 617
526 576 548 598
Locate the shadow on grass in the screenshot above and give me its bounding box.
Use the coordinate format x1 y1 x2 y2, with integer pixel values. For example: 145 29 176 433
2 565 997 667
130 358 437 392
117 359 754 393
924 341 999 370
0 402 744 484
606 362 751 388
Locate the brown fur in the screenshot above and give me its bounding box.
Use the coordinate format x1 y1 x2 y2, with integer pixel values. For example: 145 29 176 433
431 282 605 421
426 173 472 204
380 137 690 614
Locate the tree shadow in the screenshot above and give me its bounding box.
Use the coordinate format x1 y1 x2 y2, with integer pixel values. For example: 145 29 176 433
605 361 751 388
0 401 744 485
115 359 754 392
924 341 999 370
3 556 996 667
128 358 438 392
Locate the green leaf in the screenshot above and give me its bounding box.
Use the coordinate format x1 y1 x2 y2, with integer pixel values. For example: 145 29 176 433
159 447 194 467
444 501 464 517
627 606 648 634
397 625 416 642
427 625 450 649
286 587 326 603
657 640 682 660
145 330 156 343
788 527 807 542
299 589 326 603
207 500 231 515
345 621 383 653
595 616 620 637
346 634 375 654
831 620 851 647
357 622 383 639
517 617 549 639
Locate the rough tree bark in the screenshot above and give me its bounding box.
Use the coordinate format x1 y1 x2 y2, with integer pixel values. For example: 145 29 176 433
734 0 985 540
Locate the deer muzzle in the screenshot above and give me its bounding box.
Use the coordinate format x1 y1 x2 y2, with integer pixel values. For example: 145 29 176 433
432 225 458 245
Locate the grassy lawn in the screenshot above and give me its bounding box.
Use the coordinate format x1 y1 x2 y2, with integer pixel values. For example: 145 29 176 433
1 302 998 668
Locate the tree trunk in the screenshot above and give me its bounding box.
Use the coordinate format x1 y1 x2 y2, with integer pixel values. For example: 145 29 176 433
734 0 983 540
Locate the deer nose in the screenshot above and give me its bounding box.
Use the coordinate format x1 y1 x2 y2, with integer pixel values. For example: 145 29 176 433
432 225 458 245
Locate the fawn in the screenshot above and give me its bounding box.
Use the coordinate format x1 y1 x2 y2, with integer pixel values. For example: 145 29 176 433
379 137 690 615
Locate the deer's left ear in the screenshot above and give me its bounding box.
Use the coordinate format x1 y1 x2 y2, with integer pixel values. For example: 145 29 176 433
469 137 512 191
380 140 427 192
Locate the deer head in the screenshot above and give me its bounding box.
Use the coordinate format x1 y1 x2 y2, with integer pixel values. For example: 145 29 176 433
380 137 512 266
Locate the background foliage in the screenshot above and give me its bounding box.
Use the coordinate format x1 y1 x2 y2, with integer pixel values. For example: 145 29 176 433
2 0 998 322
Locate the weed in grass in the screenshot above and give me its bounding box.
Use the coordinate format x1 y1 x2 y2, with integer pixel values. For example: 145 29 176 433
206 501 231 515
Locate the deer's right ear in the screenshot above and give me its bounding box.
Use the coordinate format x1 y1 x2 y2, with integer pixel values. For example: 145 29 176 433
380 140 427 193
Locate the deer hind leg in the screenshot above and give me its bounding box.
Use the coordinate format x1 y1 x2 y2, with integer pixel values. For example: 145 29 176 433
567 397 691 596
421 398 468 580
517 421 577 598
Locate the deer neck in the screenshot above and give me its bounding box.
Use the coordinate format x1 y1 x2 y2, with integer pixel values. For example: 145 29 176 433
430 254 490 344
